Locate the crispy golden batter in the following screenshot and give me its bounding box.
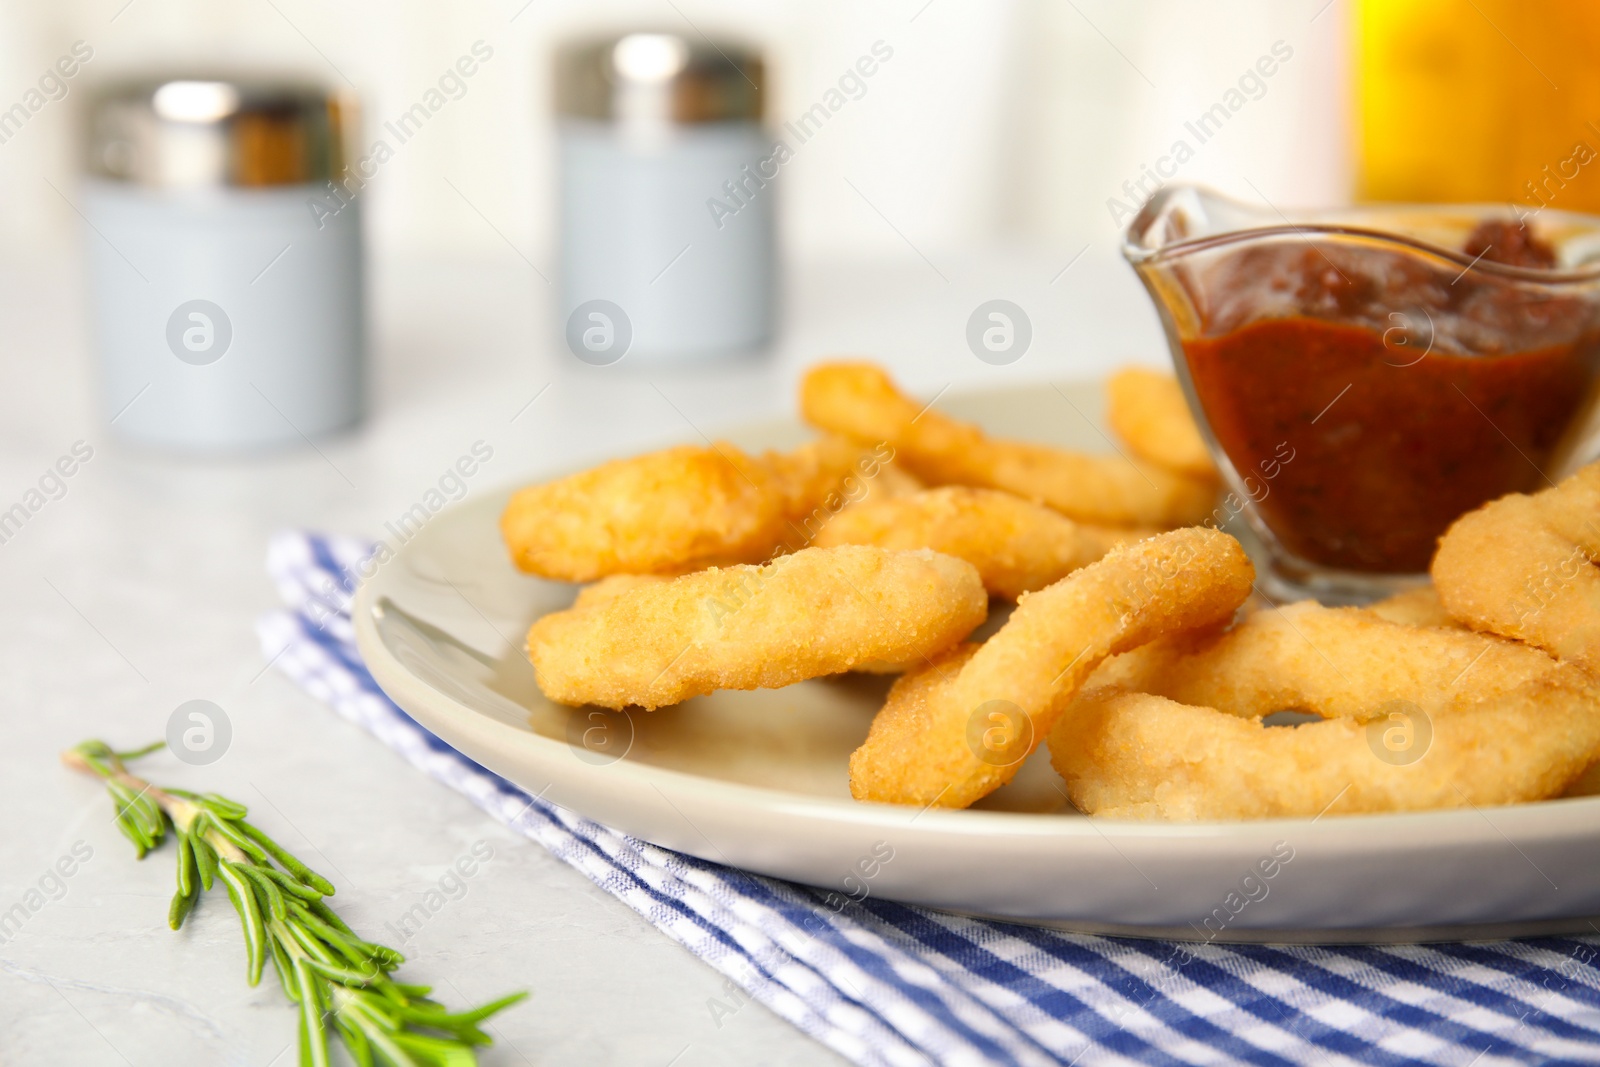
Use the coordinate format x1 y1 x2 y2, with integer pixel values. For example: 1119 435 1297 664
848 527 1254 808
500 437 864 582
1434 461 1600 673
849 458 923 503
570 574 670 610
1084 601 1561 721
1105 368 1216 478
527 545 987 709
814 486 1148 600
799 362 1217 528
1365 585 1459 629
1053 678 1600 820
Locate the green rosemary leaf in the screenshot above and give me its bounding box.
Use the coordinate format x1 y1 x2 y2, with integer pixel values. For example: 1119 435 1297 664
199 793 249 820
191 834 219 892
111 812 150 857
406 990 529 1033
393 1002 493 1045
303 956 376 987
293 956 331 1067
168 885 197 931
289 898 387 959
344 992 402 1033
297 996 314 1067
218 863 266 987
285 913 344 969
305 896 360 940
334 1013 376 1067
204 814 271 865
285 902 388 971
357 1015 417 1067
269 933 297 1002
390 1028 480 1067
443 989 529 1028
175 832 197 898
391 982 433 998
108 782 164 856
236 862 288 923
238 819 336 896
112 740 166 761
258 864 325 901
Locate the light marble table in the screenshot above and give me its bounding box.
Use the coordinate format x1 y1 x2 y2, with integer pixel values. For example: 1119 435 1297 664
0 244 1163 1066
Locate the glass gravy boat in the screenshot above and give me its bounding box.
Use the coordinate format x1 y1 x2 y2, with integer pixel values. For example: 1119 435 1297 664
1124 185 1600 602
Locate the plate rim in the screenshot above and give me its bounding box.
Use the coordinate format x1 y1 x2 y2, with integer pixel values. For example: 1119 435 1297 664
351 602 1600 847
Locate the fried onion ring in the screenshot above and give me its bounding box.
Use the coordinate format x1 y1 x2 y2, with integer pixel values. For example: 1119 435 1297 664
527 545 986 709
1433 461 1600 673
500 437 865 582
813 486 1155 600
1105 367 1216 478
1052 677 1600 820
1083 601 1561 721
799 362 1217 528
848 527 1253 808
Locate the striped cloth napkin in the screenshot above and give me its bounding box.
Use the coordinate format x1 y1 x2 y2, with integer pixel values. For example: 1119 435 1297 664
259 530 1600 1067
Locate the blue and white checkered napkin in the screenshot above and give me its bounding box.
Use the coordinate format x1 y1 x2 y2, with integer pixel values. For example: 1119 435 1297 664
259 530 1600 1067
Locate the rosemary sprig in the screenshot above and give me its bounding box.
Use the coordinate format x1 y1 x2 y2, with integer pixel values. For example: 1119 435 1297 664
63 739 528 1067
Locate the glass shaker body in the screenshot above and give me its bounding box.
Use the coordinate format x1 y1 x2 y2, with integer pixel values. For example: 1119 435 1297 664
560 119 773 361
82 78 365 451
555 33 774 364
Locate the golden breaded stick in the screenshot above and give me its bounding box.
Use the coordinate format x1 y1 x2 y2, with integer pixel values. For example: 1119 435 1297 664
1051 676 1600 820
500 437 864 582
1105 367 1216 478
527 545 987 709
800 362 1216 528
814 486 1148 600
848 527 1253 808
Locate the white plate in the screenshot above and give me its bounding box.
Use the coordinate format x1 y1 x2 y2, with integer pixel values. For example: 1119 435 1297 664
353 382 1600 942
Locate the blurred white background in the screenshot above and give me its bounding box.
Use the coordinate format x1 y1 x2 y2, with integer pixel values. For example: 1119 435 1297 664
0 0 1350 262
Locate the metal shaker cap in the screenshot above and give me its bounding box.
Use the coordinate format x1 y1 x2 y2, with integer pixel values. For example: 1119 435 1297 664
554 32 763 126
85 76 354 188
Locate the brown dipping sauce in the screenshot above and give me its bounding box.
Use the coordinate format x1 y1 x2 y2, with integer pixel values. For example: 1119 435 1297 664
1180 220 1600 573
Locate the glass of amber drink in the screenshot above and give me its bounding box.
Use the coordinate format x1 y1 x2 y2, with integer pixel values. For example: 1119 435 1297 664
1124 184 1600 602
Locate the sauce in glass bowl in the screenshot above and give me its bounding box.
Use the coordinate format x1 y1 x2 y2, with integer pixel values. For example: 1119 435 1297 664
1126 188 1600 599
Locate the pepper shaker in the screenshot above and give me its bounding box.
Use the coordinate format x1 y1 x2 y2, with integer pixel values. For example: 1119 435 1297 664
82 77 365 451
555 33 775 364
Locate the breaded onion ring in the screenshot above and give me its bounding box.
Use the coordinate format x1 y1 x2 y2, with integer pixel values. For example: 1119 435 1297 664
1105 367 1216 478
813 486 1154 600
1052 677 1600 820
500 437 865 582
527 545 987 709
848 527 1254 808
1434 461 1600 673
1085 601 1561 721
799 362 1217 528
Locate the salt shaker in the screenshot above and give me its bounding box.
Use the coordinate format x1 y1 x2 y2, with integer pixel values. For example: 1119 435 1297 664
82 77 364 451
555 33 774 364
